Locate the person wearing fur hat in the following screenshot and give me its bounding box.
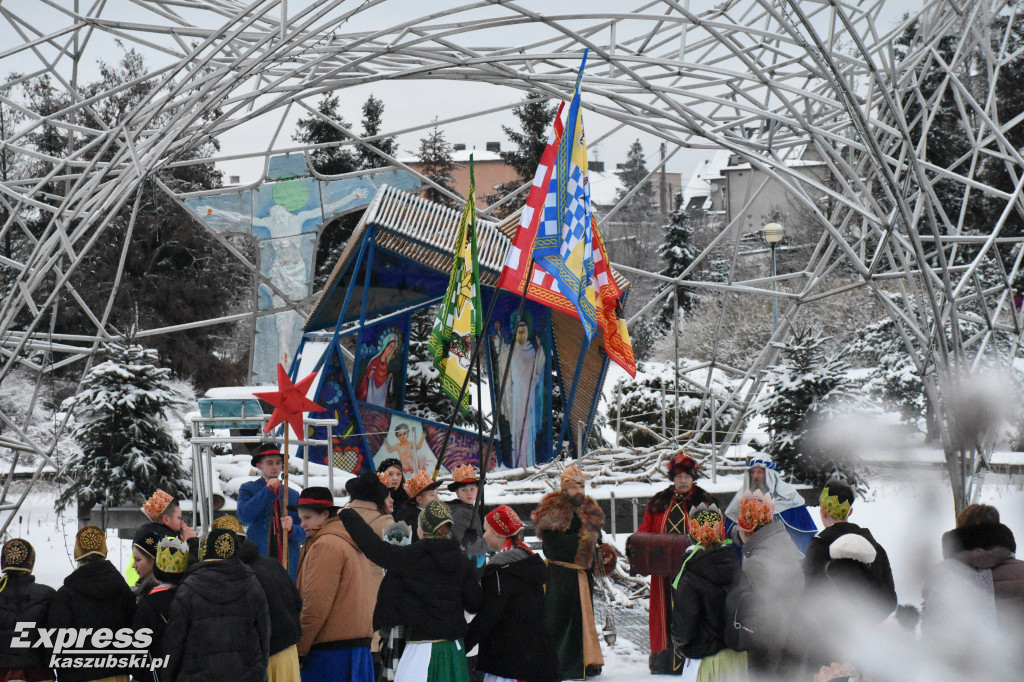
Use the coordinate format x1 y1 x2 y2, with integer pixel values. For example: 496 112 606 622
670 505 745 681
237 444 307 580
162 528 270 682
338 499 482 682
446 464 489 567
725 491 803 679
132 537 189 682
723 455 817 554
213 515 303 682
0 539 56 682
293 487 377 682
531 463 606 680
466 505 559 682
378 458 410 509
393 469 441 540
634 452 715 674
47 526 136 682
803 479 896 615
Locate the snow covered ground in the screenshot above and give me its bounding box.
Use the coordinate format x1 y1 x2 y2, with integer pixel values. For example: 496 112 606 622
9 464 1024 679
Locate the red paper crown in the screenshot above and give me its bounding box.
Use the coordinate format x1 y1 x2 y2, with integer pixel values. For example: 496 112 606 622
405 469 438 499
737 490 775 531
451 463 477 484
141 490 174 521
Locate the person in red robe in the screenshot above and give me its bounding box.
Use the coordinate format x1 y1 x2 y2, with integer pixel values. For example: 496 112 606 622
356 334 399 408
635 452 714 675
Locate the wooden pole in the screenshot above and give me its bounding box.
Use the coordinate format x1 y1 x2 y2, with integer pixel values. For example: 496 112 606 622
281 427 289 570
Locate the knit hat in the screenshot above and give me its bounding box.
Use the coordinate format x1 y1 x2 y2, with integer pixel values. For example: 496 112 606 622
346 471 390 504
447 463 479 491
560 463 586 490
291 486 337 513
418 499 454 536
377 458 403 476
201 528 239 561
405 469 440 499
141 490 175 521
251 444 283 467
668 452 700 480
736 490 775 532
485 505 524 537
153 537 189 583
133 525 164 559
1 539 35 573
74 525 108 561
687 504 725 546
211 515 247 537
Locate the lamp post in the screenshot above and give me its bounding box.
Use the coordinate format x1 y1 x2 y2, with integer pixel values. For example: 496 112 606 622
763 222 785 331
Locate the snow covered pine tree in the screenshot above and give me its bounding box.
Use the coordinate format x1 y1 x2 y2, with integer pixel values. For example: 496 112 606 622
57 339 189 513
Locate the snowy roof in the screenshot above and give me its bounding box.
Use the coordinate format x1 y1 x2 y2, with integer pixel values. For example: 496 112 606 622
681 149 732 211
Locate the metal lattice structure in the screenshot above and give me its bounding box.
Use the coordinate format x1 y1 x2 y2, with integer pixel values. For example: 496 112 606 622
1 0 1022 529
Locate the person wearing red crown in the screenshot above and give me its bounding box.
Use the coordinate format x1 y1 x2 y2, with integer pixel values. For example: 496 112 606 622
238 444 306 579
447 464 489 566
634 452 715 675
466 505 559 682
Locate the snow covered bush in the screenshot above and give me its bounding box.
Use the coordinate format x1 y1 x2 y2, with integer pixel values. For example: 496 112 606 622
757 328 862 486
607 360 745 448
56 339 190 512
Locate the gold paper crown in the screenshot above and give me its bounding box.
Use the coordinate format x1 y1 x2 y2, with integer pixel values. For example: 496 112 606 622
155 537 189 575
405 469 436 499
141 490 175 521
74 526 107 560
212 515 247 537
737 490 775 531
560 463 586 490
819 487 852 521
450 463 477 484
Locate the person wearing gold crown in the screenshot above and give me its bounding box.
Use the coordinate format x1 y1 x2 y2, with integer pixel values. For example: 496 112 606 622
132 537 189 682
446 464 489 566
531 463 607 680
725 491 803 679
132 489 199 588
0 539 56 682
393 469 441 539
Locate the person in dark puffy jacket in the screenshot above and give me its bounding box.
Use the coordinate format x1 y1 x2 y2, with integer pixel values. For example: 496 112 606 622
162 528 270 682
466 505 558 682
212 515 302 682
670 505 744 677
339 499 481 680
48 526 135 682
0 539 56 682
132 537 189 682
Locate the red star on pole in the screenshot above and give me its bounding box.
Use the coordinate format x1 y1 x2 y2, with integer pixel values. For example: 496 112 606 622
253 364 324 436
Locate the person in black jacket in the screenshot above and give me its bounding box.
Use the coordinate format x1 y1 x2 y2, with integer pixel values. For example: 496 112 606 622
670 505 745 677
161 528 270 682
48 526 136 682
339 499 482 679
132 537 189 682
0 539 56 682
212 514 302 682
803 479 897 615
392 470 440 541
466 505 558 682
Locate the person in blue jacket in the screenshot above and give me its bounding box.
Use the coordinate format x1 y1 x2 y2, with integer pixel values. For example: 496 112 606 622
724 455 818 555
237 444 306 579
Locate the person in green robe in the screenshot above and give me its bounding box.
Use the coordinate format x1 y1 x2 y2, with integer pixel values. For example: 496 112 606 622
531 463 607 680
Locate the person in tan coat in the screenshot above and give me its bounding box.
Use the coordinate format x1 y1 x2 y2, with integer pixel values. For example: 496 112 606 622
294 486 376 682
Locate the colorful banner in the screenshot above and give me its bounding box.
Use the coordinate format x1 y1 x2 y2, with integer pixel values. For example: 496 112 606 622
359 403 496 476
353 317 409 411
305 341 373 473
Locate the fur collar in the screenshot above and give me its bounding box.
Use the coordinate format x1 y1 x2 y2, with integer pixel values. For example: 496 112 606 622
646 483 714 516
532 491 605 569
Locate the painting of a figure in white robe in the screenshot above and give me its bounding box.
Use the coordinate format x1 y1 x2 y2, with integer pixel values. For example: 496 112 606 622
491 305 552 468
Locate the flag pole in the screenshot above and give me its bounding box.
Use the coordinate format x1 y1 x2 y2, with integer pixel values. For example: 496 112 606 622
281 426 289 570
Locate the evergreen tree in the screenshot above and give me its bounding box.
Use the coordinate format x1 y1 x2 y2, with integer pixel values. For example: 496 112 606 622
610 139 659 269
357 94 397 169
57 335 189 512
656 192 698 324
758 328 861 486
849 316 927 432
500 93 557 181
293 93 358 175
417 120 459 207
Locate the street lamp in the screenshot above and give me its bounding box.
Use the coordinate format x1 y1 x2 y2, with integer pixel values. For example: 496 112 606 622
763 222 785 331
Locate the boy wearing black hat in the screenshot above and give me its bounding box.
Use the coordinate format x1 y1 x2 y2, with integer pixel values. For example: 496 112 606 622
130 525 164 599
0 539 56 682
238 444 306 579
133 537 189 682
163 528 270 682
48 526 136 682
